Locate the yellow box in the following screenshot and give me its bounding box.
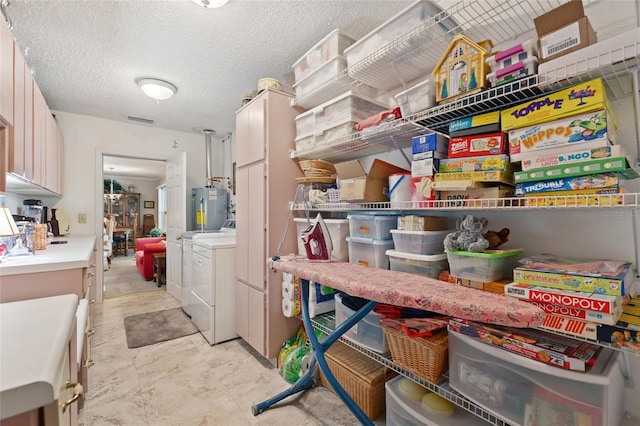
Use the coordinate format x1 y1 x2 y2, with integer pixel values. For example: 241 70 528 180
434 170 513 185
501 78 612 131
523 188 625 207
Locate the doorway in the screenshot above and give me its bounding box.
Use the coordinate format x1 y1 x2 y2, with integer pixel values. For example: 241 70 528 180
101 154 167 299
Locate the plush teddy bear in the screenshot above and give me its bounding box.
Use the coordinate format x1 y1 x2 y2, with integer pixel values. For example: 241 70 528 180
443 215 490 253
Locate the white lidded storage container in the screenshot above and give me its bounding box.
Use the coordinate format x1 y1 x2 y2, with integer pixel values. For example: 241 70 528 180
343 0 443 67
390 229 449 255
335 292 388 353
386 375 489 426
445 249 523 282
386 250 448 279
292 29 355 84
294 218 350 262
448 331 624 426
295 91 389 137
348 214 398 240
394 78 436 118
346 236 394 269
294 118 356 153
293 56 348 100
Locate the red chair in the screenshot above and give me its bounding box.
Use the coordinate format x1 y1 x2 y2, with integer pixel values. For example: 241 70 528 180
134 237 166 281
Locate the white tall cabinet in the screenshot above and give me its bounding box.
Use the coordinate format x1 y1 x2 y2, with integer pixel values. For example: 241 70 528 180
235 89 303 359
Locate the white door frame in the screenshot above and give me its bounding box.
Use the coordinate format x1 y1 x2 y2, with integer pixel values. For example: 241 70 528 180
94 147 170 303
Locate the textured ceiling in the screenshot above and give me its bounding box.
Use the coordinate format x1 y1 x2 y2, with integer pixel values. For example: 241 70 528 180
5 0 417 136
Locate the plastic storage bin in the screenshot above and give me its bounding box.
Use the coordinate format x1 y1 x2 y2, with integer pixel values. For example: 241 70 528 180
394 78 436 117
335 292 388 353
346 236 394 269
487 56 538 87
293 56 348 100
445 249 523 281
386 250 448 279
294 218 350 261
295 91 388 137
390 229 449 255
348 214 398 240
293 29 355 84
344 0 443 67
386 375 489 426
448 331 624 426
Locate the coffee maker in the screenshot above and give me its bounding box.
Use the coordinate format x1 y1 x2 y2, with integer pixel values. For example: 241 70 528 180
23 199 48 225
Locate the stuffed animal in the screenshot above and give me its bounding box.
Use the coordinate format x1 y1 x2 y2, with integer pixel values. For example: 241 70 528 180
443 215 490 253
485 227 510 249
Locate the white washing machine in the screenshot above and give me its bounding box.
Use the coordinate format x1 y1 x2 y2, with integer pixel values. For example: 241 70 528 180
181 220 235 317
190 234 237 345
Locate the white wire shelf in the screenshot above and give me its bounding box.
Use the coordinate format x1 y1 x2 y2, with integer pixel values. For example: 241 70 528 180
291 120 428 162
291 193 640 212
347 0 574 91
310 312 508 426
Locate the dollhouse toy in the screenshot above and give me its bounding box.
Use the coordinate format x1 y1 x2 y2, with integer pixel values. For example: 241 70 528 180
432 34 493 104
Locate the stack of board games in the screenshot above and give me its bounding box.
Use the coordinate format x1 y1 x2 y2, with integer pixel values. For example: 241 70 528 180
435 111 516 207
505 254 640 349
410 133 448 205
501 78 638 206
439 270 511 295
448 317 601 371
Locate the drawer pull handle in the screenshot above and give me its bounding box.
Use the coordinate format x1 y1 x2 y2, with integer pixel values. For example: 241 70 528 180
84 359 95 368
89 299 95 305
62 382 84 412
90 263 96 268
176 235 182 240
86 329 95 337
87 272 95 278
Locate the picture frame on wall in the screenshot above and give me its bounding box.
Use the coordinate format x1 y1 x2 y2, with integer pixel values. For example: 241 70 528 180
144 201 155 209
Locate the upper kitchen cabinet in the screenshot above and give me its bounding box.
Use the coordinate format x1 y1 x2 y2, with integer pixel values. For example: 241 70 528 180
0 20 14 127
4 20 64 197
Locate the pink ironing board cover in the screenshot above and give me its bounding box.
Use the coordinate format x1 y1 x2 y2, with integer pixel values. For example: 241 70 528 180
272 256 545 328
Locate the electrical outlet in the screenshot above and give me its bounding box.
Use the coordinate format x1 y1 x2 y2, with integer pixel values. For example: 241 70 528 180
78 213 87 224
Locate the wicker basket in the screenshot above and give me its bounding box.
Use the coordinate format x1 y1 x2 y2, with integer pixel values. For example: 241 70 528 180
382 326 449 383
319 341 396 420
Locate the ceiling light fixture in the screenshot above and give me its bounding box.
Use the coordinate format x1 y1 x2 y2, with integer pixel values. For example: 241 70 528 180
191 0 229 9
136 78 177 101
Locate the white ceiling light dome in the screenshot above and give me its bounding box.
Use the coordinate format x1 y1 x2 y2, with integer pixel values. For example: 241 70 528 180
192 0 230 8
136 78 177 101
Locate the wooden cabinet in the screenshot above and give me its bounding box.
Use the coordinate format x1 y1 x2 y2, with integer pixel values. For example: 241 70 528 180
0 19 14 127
104 192 141 232
234 89 303 359
3 20 63 195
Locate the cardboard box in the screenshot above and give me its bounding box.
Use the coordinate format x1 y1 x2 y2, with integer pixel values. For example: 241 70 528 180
501 78 610 131
515 172 621 196
413 150 448 161
438 186 514 208
439 270 511 294
508 108 616 161
522 188 626 208
397 215 448 231
411 158 439 177
434 170 513 185
439 154 512 173
448 132 507 158
410 176 437 205
514 157 637 183
412 133 449 156
335 159 409 202
449 111 501 136
534 0 597 63
521 145 626 171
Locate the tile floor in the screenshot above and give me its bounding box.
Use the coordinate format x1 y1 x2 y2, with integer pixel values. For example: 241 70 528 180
79 290 358 425
103 255 162 299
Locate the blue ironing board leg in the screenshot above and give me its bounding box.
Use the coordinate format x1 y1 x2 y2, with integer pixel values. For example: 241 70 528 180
252 279 377 426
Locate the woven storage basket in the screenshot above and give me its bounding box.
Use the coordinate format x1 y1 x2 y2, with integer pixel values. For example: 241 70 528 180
382 326 449 383
319 341 396 420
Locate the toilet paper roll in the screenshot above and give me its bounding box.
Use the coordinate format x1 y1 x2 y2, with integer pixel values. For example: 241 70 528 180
283 272 294 283
388 173 411 206
282 297 301 318
282 280 297 299
308 299 335 318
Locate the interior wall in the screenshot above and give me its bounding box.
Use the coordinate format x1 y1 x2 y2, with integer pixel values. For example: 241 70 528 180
105 174 163 232
52 111 222 235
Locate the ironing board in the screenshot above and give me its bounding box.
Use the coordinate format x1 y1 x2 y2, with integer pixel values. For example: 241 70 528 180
252 256 545 424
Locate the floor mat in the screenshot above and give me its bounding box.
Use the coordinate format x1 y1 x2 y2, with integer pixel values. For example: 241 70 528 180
124 307 198 348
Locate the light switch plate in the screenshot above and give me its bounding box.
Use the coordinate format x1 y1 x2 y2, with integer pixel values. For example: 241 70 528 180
78 213 87 223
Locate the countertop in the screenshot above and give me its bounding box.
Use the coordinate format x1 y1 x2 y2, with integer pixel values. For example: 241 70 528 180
0 235 96 276
0 294 79 420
